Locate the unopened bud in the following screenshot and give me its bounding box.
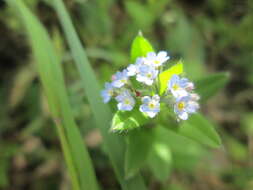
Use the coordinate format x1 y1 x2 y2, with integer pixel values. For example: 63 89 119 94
111 75 116 81
186 82 194 91
190 93 200 101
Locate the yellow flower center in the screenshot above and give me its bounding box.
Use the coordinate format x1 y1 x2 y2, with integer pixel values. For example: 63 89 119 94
173 84 179 90
177 102 185 110
124 99 130 105
121 79 127 83
146 73 152 78
148 103 155 109
154 60 160 64
108 90 113 96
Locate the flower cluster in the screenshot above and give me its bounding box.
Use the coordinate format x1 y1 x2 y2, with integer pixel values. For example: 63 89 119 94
168 75 200 120
101 51 199 121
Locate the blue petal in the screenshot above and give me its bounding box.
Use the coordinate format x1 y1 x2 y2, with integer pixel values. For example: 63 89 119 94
146 111 157 118
168 74 179 89
142 96 151 104
146 52 156 59
178 112 188 120
186 102 199 113
105 82 112 89
157 51 167 58
179 78 189 88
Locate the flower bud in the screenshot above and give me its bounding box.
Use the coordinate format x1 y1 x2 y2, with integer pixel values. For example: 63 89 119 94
185 82 194 91
111 75 116 81
190 93 200 101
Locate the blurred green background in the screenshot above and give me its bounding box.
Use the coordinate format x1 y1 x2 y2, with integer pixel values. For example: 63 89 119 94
1 0 253 189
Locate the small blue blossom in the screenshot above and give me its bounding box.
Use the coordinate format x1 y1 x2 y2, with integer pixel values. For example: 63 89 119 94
112 70 129 88
101 82 114 103
126 57 145 77
144 51 170 68
168 74 190 98
126 64 137 76
135 57 145 66
115 90 135 111
136 64 158 85
174 95 199 120
140 95 160 118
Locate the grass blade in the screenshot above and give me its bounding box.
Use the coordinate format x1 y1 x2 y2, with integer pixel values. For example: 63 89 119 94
53 0 147 189
7 1 99 189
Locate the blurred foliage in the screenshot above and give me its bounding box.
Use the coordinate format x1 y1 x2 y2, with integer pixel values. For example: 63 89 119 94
0 0 253 189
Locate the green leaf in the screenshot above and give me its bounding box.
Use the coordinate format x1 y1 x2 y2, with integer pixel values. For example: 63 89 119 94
130 33 154 63
111 108 149 132
178 114 222 148
157 126 208 171
159 61 184 95
8 1 99 190
125 129 154 179
148 142 172 181
53 0 147 189
195 72 229 102
148 126 207 181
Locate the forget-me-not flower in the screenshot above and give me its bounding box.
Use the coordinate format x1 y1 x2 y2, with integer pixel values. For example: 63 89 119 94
144 51 170 68
115 90 135 111
174 95 199 120
101 82 114 103
112 70 129 88
168 74 190 98
140 95 160 118
126 64 137 76
101 48 200 124
136 64 158 85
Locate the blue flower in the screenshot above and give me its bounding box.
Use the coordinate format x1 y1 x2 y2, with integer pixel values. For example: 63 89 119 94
126 57 145 76
174 95 199 120
140 95 160 118
112 70 129 88
168 74 190 98
100 82 114 103
115 90 135 111
126 64 137 76
136 64 158 85
144 51 170 68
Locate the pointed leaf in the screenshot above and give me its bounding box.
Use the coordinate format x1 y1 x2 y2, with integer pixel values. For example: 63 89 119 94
130 33 154 63
125 129 154 179
155 126 208 171
178 113 222 148
111 108 149 132
148 142 172 181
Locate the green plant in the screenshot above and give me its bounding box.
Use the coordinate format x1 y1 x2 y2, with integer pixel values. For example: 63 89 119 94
7 0 230 189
